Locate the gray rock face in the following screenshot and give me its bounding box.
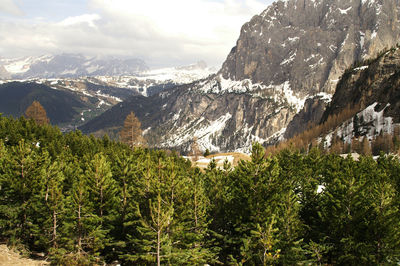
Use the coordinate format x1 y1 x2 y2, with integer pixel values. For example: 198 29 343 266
284 96 329 139
82 0 400 152
221 0 400 95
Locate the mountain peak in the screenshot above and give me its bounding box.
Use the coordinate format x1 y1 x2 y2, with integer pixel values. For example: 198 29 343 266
219 0 399 95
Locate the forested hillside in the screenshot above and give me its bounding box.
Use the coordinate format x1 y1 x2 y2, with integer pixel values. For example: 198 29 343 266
0 82 94 125
1 116 400 265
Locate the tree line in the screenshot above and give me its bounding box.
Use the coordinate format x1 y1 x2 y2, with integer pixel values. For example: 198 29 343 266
1 114 400 265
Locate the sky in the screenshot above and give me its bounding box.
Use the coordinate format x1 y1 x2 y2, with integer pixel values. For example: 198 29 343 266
0 0 275 68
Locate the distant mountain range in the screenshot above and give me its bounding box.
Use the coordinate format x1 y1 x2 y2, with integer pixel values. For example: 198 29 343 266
0 54 148 79
0 60 215 130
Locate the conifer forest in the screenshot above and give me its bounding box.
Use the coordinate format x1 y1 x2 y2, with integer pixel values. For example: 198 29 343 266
1 115 400 265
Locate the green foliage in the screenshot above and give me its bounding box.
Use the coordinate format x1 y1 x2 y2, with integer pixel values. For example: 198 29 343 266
1 115 400 265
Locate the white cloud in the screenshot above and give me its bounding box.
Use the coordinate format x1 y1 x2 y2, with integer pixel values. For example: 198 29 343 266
0 0 23 16
58 14 101 28
0 0 273 67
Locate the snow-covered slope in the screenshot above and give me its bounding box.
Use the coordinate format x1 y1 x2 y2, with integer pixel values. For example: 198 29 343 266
93 61 216 96
321 102 397 148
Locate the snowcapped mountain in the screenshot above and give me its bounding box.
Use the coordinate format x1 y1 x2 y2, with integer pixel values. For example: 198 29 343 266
0 57 215 97
0 54 148 79
81 0 400 153
92 61 216 96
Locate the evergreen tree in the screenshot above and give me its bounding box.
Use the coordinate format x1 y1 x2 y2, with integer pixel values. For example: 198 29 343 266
41 158 66 258
85 153 117 222
0 140 46 246
2 112 400 265
62 160 104 264
123 155 173 265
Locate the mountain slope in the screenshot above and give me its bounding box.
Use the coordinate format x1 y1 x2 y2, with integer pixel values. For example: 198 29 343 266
81 0 400 152
320 46 400 141
0 82 96 125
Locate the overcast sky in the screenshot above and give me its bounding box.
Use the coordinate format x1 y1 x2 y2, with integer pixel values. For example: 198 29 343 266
0 0 275 68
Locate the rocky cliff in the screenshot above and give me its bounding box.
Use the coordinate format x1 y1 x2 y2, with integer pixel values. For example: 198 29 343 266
221 0 400 94
81 0 400 152
322 46 400 126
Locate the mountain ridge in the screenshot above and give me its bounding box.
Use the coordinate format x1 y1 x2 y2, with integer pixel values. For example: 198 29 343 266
0 54 148 79
81 0 400 153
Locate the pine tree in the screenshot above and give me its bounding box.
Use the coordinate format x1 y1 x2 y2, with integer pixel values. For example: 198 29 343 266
25 100 50 125
85 153 116 221
250 215 281 265
108 150 140 261
63 160 105 264
0 140 46 245
43 159 65 253
123 156 174 265
191 137 201 161
171 167 217 264
85 153 119 259
119 111 145 149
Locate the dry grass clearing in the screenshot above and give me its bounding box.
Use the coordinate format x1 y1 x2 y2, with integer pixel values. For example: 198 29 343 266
206 152 251 166
186 152 251 169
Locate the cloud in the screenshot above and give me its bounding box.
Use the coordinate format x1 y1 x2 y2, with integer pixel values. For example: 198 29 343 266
0 0 272 67
58 14 101 28
0 0 23 16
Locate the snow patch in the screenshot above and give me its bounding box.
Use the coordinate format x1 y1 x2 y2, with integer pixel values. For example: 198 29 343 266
338 6 352 14
196 75 264 94
272 81 307 112
316 92 333 103
288 37 299 43
360 31 365 50
60 68 78 75
160 113 232 152
280 51 297 65
354 66 369 71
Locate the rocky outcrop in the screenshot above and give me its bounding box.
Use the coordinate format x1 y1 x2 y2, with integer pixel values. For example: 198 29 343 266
284 95 330 139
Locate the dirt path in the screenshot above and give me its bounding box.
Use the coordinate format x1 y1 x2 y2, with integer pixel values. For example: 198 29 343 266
0 245 49 266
